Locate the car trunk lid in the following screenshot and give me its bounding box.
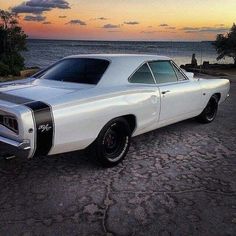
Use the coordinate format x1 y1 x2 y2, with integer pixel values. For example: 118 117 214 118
0 78 95 107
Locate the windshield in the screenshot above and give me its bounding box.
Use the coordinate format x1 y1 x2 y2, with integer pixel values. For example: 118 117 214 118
36 58 109 85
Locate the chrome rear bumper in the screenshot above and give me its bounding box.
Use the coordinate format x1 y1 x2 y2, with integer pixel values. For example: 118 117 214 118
0 136 31 158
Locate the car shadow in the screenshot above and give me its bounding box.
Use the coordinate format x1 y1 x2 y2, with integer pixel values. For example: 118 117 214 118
0 117 202 175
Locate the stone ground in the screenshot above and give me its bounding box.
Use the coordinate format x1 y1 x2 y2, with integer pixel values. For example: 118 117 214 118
0 76 236 236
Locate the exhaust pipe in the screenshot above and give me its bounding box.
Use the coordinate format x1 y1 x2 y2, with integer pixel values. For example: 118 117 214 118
0 153 16 160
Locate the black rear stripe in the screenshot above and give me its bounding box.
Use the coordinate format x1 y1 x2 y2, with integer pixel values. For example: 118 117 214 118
0 92 34 104
0 92 54 157
26 101 54 156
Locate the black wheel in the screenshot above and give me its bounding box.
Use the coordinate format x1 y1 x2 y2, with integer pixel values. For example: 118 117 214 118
90 118 131 167
196 95 218 123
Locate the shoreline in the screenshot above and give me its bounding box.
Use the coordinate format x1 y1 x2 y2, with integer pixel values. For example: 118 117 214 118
194 68 236 82
0 67 39 82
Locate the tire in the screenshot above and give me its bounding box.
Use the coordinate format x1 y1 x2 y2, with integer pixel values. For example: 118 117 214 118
196 95 219 123
90 118 131 167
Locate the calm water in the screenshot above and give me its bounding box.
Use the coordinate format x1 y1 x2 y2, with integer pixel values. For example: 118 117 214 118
23 39 232 69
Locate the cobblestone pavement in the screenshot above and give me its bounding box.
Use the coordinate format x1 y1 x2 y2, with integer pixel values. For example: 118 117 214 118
0 78 236 236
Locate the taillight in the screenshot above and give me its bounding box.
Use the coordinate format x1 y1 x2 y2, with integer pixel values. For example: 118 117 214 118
0 115 18 133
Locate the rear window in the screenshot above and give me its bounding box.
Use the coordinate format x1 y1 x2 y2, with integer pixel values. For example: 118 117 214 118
37 58 109 85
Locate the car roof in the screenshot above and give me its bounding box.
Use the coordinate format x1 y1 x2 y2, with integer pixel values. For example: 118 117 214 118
64 54 172 87
65 54 170 62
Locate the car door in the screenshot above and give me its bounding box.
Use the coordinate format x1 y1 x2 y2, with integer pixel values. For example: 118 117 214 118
148 60 202 125
128 63 161 132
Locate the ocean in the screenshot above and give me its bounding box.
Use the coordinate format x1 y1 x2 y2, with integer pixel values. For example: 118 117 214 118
23 39 232 69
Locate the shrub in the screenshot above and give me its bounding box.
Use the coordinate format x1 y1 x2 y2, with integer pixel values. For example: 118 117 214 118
0 10 27 76
0 61 10 76
213 23 236 66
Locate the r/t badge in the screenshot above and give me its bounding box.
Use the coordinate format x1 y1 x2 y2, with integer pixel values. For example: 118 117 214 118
38 124 52 132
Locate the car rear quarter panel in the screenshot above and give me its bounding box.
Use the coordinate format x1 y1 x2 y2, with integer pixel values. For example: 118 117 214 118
49 86 160 155
199 78 230 108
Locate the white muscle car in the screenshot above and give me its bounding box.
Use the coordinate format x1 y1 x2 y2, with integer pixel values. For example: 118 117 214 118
0 54 230 166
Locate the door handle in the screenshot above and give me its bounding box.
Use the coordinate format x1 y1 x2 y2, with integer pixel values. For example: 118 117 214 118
161 90 170 95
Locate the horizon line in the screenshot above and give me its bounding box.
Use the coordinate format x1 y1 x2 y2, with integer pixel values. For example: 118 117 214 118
27 38 214 43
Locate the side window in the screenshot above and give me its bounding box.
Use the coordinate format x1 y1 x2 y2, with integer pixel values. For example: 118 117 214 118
148 61 177 84
129 63 155 84
172 63 188 81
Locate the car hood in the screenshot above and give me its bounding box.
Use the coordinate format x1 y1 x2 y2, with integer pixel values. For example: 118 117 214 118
0 78 95 104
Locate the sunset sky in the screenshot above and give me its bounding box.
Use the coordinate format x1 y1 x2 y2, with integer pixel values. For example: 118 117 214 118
1 0 236 41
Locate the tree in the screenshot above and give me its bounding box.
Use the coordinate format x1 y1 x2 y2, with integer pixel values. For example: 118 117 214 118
213 23 236 66
0 10 27 75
